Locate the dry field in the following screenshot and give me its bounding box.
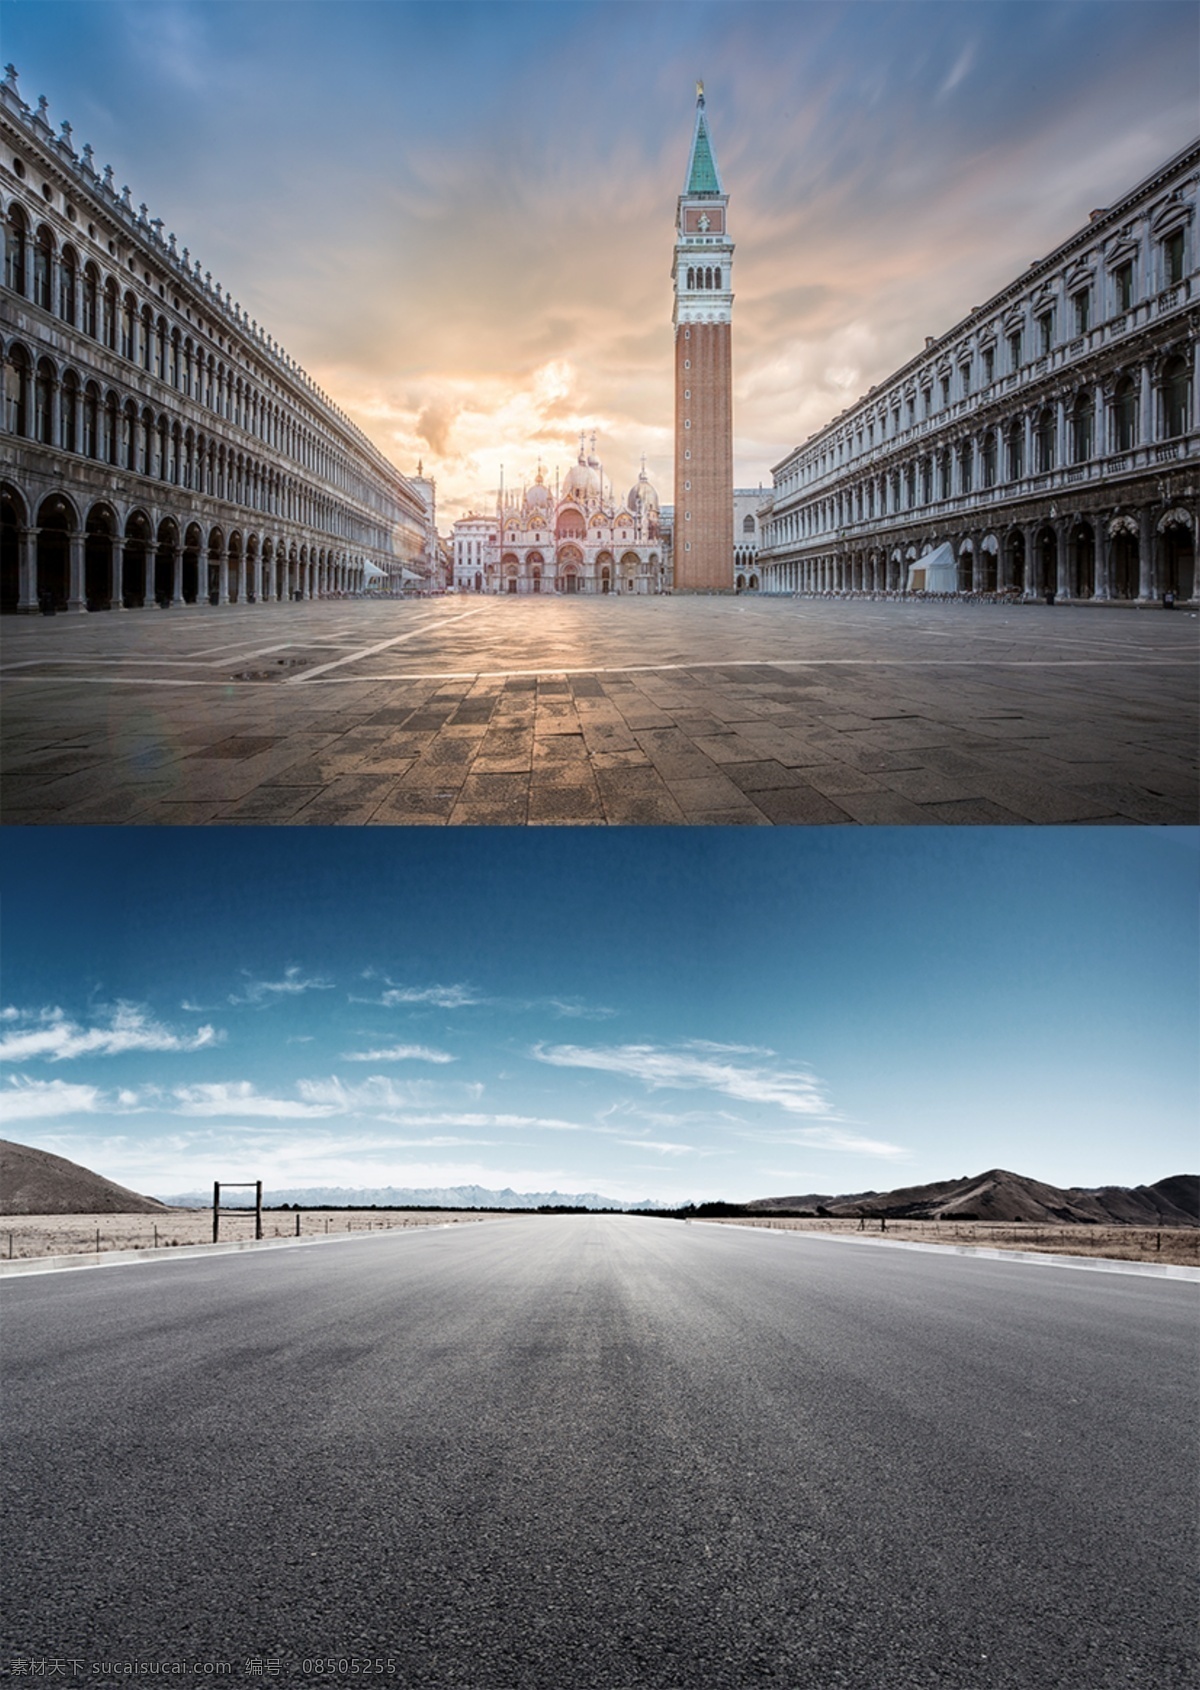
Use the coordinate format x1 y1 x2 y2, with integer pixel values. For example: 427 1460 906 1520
711 1215 1200 1265
0 1208 502 1260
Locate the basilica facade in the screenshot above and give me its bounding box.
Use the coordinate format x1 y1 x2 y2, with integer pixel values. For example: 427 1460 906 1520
451 440 665 595
0 67 429 613
758 139 1199 603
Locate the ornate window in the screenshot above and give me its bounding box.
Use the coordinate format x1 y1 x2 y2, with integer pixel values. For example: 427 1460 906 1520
1071 391 1093 462
61 370 78 453
1005 421 1023 482
981 431 996 488
4 345 30 435
4 204 29 294
1113 374 1137 451
33 226 53 310
82 264 98 337
58 245 77 324
1162 228 1185 287
1113 260 1134 313
1036 407 1055 472
1160 354 1189 438
35 357 54 445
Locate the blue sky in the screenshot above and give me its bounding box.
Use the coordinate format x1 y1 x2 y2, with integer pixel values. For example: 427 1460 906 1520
1 829 1195 1203
4 1 1197 516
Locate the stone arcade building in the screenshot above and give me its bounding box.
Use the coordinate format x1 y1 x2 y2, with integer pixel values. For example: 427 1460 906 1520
758 139 1199 603
0 67 429 613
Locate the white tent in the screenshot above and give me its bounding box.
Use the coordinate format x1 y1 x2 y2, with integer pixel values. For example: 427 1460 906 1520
906 542 958 594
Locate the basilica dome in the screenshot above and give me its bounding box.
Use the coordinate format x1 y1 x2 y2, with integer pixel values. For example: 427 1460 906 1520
562 450 601 503
628 466 659 510
525 468 552 512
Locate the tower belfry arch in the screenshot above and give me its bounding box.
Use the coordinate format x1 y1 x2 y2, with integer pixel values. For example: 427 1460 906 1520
672 82 734 592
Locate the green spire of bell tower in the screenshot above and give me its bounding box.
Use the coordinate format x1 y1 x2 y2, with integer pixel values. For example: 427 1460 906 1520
684 81 723 196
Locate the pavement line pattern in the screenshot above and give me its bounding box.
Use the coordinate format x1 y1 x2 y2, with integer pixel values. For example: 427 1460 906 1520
4 599 1193 824
285 605 492 683
3 657 1193 687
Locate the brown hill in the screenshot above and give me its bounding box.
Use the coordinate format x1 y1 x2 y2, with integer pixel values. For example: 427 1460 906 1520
747 1168 1199 1227
0 1139 172 1215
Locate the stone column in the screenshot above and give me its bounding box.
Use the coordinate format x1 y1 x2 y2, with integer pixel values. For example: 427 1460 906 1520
217 549 229 606
172 544 184 607
1138 363 1153 449
971 532 985 593
141 547 155 607
1022 523 1039 599
1093 516 1111 601
16 526 38 613
1054 518 1071 601
112 541 126 610
252 553 262 603
1138 508 1156 600
68 529 87 612
1055 396 1068 473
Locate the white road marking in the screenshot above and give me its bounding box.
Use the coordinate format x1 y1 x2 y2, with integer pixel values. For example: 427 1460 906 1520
284 607 492 683
2 656 1193 687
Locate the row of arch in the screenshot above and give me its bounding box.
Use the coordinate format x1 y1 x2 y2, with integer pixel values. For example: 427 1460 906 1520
2 336 385 549
0 483 372 612
3 194 399 514
770 356 1192 547
685 266 723 291
761 506 1196 602
474 547 664 595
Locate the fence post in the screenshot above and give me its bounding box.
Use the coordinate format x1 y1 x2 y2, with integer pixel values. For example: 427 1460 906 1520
213 1181 221 1243
255 1180 263 1241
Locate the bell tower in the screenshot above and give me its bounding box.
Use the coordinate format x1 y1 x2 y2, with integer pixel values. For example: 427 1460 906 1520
672 82 733 592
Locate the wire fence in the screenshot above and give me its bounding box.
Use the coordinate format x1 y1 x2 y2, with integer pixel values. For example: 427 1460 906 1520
712 1216 1199 1264
2 1210 495 1259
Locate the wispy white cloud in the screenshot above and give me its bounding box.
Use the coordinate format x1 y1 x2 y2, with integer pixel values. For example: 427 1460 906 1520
0 1077 106 1121
228 968 335 1007
738 1126 908 1160
376 1112 589 1133
376 984 480 1009
170 1082 340 1120
342 1044 456 1065
532 1041 834 1117
0 1003 220 1063
618 1138 696 1157
295 1076 437 1113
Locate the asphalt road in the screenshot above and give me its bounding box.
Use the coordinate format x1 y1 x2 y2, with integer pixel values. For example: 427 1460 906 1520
2 1216 1196 1689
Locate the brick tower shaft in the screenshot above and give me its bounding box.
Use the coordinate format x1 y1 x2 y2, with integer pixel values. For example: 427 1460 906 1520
672 83 734 593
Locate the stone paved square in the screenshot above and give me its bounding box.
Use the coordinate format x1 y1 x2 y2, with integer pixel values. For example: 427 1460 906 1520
1 596 1195 825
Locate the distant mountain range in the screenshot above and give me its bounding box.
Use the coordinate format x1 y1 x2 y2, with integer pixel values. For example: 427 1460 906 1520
747 1167 1199 1227
156 1183 661 1212
3 1138 1196 1227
